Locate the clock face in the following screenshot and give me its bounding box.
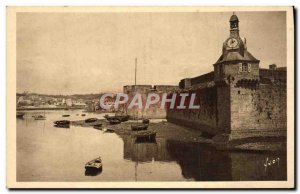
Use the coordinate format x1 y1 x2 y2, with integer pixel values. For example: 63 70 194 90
227 38 238 48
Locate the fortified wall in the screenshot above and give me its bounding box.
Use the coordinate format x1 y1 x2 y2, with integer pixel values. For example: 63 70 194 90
167 65 287 147
166 14 287 149
123 85 179 119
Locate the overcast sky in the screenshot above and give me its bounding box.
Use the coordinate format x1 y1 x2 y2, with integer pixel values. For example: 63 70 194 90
17 11 286 95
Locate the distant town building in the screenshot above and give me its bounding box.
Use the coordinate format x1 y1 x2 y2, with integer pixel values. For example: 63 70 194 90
65 99 73 106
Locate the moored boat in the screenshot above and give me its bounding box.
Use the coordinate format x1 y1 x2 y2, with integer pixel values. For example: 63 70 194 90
104 128 115 133
131 123 148 131
85 118 98 123
17 112 25 119
62 114 70 117
104 115 129 122
93 124 103 130
109 118 121 125
34 115 46 120
81 114 86 116
116 115 130 122
133 129 157 142
54 120 70 128
85 157 102 171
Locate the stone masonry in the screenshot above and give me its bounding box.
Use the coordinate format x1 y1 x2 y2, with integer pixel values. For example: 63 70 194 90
166 14 287 149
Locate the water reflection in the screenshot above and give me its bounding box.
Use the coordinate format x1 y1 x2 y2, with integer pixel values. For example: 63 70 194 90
85 168 103 176
123 135 173 163
17 110 286 181
121 135 287 181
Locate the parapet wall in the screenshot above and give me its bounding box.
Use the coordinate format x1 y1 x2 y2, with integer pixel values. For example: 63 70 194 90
179 71 214 89
231 83 287 132
166 86 219 134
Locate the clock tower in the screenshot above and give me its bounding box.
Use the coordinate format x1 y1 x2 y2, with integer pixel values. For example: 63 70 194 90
213 13 260 134
214 13 260 84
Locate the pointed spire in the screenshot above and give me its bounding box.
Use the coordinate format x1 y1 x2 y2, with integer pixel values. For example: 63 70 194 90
230 12 239 22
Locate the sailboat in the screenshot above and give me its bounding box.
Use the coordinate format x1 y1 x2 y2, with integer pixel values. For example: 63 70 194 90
131 58 149 131
130 58 157 141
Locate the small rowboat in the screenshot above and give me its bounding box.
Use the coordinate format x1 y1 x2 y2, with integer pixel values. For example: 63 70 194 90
85 118 98 123
93 124 102 130
133 129 157 142
34 115 46 120
104 115 129 122
17 112 25 119
85 157 102 171
54 120 70 128
104 128 115 133
131 123 148 131
62 114 70 117
109 118 121 125
81 114 86 116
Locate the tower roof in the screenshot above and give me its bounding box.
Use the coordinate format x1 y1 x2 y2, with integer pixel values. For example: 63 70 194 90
215 50 259 64
229 14 239 22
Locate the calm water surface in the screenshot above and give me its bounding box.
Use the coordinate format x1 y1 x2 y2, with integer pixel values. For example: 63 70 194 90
17 110 286 181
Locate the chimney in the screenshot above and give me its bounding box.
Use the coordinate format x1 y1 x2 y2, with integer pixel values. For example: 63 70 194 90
269 64 277 70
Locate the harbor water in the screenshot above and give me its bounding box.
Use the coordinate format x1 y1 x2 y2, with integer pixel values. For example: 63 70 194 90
17 110 287 182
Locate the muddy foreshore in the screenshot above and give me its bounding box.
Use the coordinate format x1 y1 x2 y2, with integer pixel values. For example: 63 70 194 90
71 119 286 152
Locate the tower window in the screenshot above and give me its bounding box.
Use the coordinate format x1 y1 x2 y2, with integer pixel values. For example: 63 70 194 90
239 63 249 72
219 64 224 75
242 63 248 72
230 22 238 29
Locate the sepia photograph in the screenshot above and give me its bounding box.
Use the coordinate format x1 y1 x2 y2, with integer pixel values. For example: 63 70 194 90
6 6 294 189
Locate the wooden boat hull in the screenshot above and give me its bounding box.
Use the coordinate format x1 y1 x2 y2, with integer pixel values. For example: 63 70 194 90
85 167 102 176
109 119 121 125
54 124 70 128
85 157 102 174
34 118 46 120
93 124 102 130
117 115 129 122
54 120 70 128
133 130 157 142
105 115 129 122
16 113 25 119
104 129 115 133
131 124 148 131
85 165 102 170
85 118 98 123
54 120 70 124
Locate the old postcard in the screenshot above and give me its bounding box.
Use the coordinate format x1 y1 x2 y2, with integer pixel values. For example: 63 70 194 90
7 6 294 189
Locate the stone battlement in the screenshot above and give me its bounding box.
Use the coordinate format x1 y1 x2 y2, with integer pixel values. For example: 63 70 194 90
124 85 178 94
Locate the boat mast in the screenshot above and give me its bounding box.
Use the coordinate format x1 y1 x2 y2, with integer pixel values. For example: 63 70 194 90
134 58 139 181
135 58 138 122
135 58 137 87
